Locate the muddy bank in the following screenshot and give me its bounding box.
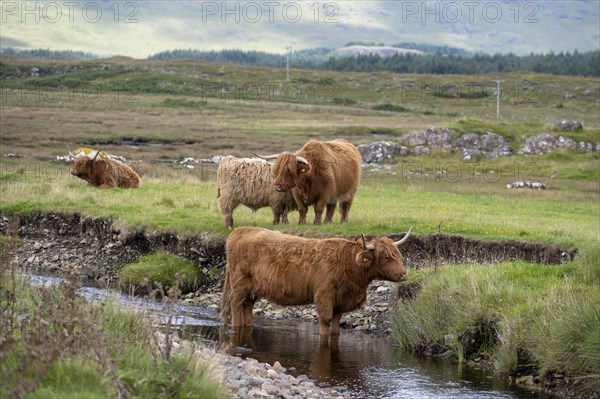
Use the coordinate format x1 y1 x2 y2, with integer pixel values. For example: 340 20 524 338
1 212 226 287
2 212 576 281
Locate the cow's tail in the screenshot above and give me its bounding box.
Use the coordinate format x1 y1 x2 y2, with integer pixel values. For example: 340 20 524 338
220 264 231 324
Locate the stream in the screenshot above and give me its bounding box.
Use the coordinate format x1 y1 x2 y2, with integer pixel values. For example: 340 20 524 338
29 275 549 399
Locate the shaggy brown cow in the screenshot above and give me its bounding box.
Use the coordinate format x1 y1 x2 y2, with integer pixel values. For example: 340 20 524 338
220 226 411 335
70 150 140 189
217 156 296 229
255 139 361 225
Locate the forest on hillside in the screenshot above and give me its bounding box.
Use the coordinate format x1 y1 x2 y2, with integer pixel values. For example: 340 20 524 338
2 46 599 77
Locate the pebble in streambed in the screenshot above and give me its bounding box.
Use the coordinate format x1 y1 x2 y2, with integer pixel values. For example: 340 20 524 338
158 332 351 399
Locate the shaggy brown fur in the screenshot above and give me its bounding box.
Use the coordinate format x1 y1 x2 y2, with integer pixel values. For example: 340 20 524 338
220 227 409 335
271 139 361 225
71 156 140 189
217 156 296 229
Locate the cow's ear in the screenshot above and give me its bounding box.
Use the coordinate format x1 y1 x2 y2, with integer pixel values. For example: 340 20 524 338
297 161 311 175
355 250 374 268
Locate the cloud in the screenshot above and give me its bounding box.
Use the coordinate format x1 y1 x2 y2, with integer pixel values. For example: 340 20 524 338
0 36 29 48
2 0 599 58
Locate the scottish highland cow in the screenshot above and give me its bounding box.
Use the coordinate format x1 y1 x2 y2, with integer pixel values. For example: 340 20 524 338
70 150 140 189
220 226 411 335
255 139 361 225
217 156 296 229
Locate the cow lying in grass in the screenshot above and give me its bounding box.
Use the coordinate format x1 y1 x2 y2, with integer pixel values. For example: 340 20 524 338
70 149 140 189
220 226 411 335
217 156 296 229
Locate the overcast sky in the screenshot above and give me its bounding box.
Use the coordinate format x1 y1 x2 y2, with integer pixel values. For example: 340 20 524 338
1 1 599 58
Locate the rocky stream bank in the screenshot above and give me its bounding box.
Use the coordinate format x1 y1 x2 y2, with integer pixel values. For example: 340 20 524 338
1 212 581 398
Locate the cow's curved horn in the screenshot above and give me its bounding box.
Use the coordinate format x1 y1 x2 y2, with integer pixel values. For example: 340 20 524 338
362 234 375 250
67 146 77 158
253 153 280 160
296 156 309 165
393 227 412 247
92 148 104 162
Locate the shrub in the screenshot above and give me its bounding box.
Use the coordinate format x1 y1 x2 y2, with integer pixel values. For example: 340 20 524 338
371 103 408 112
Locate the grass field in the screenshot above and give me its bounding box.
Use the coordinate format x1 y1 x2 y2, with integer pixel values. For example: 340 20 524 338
1 154 598 245
1 55 599 396
1 56 599 162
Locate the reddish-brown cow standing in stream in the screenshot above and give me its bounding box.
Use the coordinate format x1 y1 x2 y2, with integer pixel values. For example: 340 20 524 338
220 226 411 335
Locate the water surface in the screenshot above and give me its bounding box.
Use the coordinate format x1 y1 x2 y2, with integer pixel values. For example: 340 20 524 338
28 274 548 399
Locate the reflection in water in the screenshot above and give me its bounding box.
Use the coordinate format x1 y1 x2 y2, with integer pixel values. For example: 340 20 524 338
28 275 546 399
216 319 548 399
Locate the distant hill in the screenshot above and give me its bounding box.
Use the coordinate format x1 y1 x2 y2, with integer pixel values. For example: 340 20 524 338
0 48 99 60
347 42 471 57
336 46 423 58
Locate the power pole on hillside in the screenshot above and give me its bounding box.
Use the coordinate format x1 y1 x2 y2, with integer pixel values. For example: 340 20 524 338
286 46 292 81
493 80 504 119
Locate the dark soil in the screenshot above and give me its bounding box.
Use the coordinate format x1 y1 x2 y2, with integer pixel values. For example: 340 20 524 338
0 212 225 287
387 232 577 267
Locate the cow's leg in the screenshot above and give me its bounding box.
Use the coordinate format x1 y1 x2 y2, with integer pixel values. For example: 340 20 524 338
230 300 245 327
313 199 329 225
219 198 237 229
324 203 336 223
281 212 289 224
272 212 281 225
230 287 250 327
315 295 333 335
241 298 256 327
272 202 284 225
298 204 308 224
232 298 255 327
292 190 307 224
329 312 343 335
339 200 353 223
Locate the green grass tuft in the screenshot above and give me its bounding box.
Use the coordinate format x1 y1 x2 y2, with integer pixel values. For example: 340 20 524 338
119 252 201 293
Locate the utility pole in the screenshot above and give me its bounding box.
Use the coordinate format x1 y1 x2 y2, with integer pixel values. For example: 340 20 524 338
286 46 292 81
493 80 504 119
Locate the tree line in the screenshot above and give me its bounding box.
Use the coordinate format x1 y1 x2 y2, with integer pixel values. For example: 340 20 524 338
0 48 98 60
2 47 598 77
149 49 600 77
